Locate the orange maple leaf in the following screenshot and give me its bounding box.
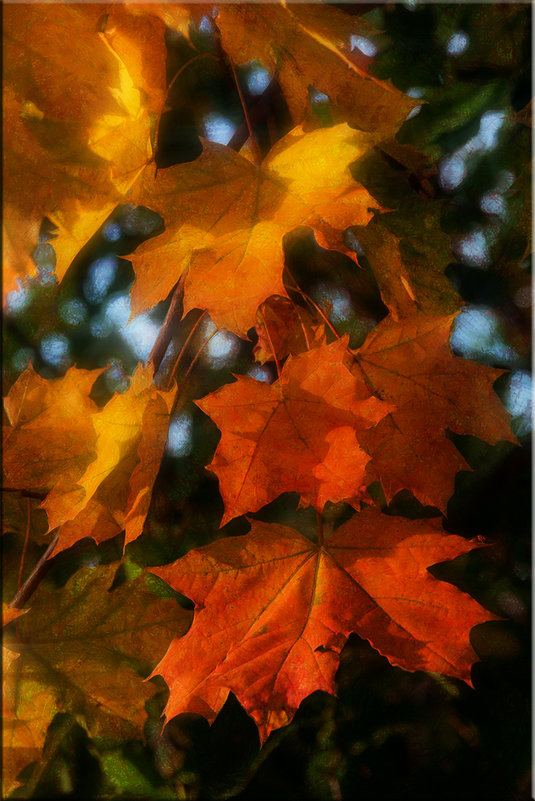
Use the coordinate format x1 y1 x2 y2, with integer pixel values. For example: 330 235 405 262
151 509 496 742
216 3 417 136
353 313 516 511
3 365 101 494
196 337 392 525
253 295 322 365
130 123 379 334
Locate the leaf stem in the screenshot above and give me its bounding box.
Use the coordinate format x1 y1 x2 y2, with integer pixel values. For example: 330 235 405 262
2 488 46 499
9 533 59 609
17 497 31 589
150 273 186 385
227 78 279 152
167 309 209 391
173 328 219 411
285 270 377 395
295 307 311 350
285 270 342 342
228 55 262 166
259 309 281 380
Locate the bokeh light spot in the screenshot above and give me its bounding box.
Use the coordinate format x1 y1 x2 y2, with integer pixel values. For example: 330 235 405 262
166 414 193 458
40 334 71 368
83 256 118 303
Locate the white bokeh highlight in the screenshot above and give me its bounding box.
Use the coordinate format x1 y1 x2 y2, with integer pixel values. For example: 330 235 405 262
40 334 71 369
83 256 118 303
204 113 236 145
166 413 194 458
350 35 377 57
121 313 161 362
247 65 271 96
451 307 519 367
446 31 469 56
59 299 88 326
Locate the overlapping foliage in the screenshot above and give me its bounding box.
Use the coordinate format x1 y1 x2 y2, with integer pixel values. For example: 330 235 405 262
3 3 531 798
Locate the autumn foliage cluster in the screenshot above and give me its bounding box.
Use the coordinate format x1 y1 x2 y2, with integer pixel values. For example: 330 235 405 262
2 3 530 798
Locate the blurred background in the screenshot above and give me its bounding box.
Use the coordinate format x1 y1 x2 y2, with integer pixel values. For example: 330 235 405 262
3 3 531 799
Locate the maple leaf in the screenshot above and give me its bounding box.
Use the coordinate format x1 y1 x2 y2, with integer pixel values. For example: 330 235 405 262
216 3 417 137
253 295 322 365
1 607 30 795
130 124 380 334
3 365 101 494
151 509 496 742
3 563 191 794
2 495 49 546
196 337 392 525
3 3 166 292
350 212 460 320
2 645 50 798
41 365 174 555
353 313 516 511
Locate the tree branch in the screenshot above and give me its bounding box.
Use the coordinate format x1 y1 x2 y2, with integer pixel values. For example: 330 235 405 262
9 533 59 609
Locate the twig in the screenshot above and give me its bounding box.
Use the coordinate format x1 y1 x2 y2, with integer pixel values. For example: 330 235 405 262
259 309 281 380
17 497 31 589
150 273 187 384
167 310 209 391
9 533 59 609
285 269 377 395
228 55 262 166
173 328 219 411
227 78 279 152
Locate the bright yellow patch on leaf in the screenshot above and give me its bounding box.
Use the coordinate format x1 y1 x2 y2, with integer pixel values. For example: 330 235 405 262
42 365 174 554
3 3 166 291
132 124 379 334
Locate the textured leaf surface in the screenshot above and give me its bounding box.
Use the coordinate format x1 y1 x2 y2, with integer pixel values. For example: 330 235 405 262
351 211 459 320
131 124 378 333
151 510 495 742
3 3 166 290
1 495 49 546
3 366 100 494
3 564 192 792
354 314 515 510
217 3 416 136
253 295 322 364
42 366 174 554
197 338 392 524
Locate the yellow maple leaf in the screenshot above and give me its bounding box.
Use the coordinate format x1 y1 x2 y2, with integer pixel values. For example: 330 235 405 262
3 3 167 293
42 365 174 554
131 123 380 335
